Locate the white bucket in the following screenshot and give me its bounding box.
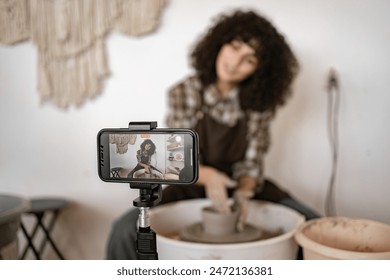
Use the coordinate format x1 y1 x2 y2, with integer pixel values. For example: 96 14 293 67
295 216 390 259
149 199 304 259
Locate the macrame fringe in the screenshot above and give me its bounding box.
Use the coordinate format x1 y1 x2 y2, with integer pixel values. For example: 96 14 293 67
30 0 120 57
38 39 109 108
115 0 167 36
109 133 137 154
0 0 167 109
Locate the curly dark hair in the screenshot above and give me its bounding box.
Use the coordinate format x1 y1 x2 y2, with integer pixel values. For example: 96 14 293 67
140 139 156 155
190 10 299 112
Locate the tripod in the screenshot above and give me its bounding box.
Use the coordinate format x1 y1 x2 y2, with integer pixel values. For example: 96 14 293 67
128 122 161 260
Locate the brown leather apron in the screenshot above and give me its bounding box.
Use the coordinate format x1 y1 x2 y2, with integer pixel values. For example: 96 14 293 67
195 108 247 178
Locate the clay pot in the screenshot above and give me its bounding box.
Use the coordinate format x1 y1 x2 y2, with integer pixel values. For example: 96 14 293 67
201 206 239 235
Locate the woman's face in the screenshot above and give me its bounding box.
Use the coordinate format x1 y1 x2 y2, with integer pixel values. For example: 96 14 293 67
216 40 259 85
144 143 151 150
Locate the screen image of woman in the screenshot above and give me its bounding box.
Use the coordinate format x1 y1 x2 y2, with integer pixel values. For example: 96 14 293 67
127 139 163 179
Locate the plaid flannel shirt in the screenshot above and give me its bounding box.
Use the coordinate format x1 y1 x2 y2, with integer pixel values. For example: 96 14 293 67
165 76 274 185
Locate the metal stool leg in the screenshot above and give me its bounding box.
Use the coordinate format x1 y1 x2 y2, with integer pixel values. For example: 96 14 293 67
20 198 69 260
38 210 57 255
20 221 41 260
36 210 65 260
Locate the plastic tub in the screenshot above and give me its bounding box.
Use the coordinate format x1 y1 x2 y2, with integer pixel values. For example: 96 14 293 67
295 216 390 259
149 199 304 259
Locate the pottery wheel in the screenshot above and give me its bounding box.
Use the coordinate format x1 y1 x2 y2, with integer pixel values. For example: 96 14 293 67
179 223 263 244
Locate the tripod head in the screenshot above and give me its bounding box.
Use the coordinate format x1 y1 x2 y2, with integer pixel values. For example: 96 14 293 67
130 183 162 208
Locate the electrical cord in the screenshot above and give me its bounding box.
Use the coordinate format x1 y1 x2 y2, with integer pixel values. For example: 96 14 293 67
325 69 340 216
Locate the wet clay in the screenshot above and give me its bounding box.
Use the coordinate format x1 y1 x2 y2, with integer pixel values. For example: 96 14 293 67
296 216 390 259
164 227 282 243
169 207 283 244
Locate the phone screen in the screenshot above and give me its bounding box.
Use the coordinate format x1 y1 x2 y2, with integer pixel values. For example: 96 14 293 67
98 129 198 184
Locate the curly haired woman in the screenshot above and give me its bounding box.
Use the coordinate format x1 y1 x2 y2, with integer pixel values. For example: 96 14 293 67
106 10 319 259
127 139 162 179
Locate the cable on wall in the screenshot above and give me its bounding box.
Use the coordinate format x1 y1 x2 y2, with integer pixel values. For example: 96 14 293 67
325 69 340 216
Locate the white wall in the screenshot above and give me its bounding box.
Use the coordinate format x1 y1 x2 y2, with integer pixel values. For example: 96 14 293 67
1 0 389 259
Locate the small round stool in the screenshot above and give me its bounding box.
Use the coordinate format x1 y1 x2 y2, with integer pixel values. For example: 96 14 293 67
20 198 69 260
0 194 29 259
110 167 122 178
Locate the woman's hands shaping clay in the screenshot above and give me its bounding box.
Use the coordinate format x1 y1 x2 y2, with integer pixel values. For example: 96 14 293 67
199 165 257 232
201 166 237 214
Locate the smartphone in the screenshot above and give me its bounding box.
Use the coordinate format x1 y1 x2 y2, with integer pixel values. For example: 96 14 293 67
97 128 199 185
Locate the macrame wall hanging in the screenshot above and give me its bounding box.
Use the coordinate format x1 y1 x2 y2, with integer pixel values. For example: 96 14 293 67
109 133 137 154
0 0 167 109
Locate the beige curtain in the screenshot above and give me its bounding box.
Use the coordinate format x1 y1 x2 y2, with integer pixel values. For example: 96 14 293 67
0 0 167 109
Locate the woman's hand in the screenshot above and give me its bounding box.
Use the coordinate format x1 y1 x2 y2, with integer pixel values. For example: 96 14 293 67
198 165 237 213
139 163 151 174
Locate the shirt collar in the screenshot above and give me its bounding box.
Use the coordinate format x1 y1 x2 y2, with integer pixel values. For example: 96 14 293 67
204 85 239 106
203 85 241 127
